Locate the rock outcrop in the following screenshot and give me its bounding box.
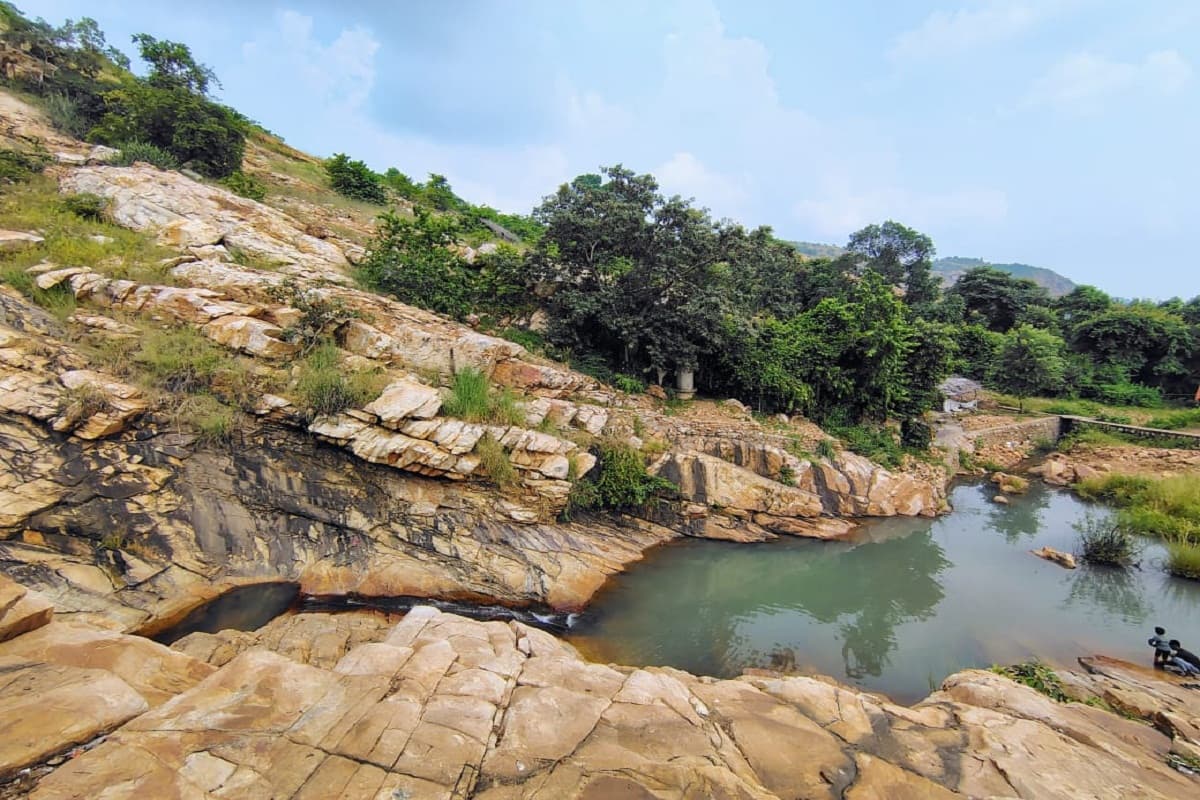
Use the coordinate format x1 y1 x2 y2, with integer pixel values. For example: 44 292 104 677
7 605 1197 799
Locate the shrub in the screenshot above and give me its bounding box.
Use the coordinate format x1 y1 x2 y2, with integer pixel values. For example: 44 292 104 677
1076 474 1200 540
221 170 266 201
815 438 838 461
1074 513 1141 567
829 423 902 468
1094 382 1162 408
91 83 247 177
357 207 474 318
325 153 386 204
569 441 675 512
295 342 386 417
991 660 1070 702
498 327 547 354
43 92 89 138
1165 538 1200 580
474 433 518 488
778 464 796 486
614 374 646 394
61 193 108 222
265 279 361 353
110 141 180 171
0 148 50 183
1146 408 1200 431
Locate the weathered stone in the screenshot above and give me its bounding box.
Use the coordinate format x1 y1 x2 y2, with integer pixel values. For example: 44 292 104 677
1032 546 1077 569
0 576 53 643
364 378 443 423
0 229 44 252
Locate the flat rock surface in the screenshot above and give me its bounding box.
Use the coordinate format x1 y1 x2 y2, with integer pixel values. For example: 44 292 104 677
19 608 1200 799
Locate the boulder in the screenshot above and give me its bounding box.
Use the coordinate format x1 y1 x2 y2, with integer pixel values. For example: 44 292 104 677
363 378 443 424
0 576 53 643
1032 546 1077 569
0 229 44 252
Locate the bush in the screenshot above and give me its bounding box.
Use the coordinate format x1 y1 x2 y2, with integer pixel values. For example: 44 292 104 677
221 170 266 201
0 148 50 183
474 433 518 488
357 207 473 318
498 327 547 354
1094 382 1162 408
43 92 89 138
91 83 247 177
61 193 108 222
614 374 646 394
1074 514 1141 567
815 438 838 461
295 342 386 417
1077 474 1200 540
568 441 675 512
265 279 361 353
1146 408 1200 431
829 423 903 468
173 394 234 442
325 153 386 204
991 660 1070 703
1165 538 1200 580
110 141 180 171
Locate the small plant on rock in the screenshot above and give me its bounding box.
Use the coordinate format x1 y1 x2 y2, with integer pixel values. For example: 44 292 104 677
110 141 180 171
991 660 1070 702
61 192 108 222
568 440 676 513
221 170 267 201
474 433 518 488
266 279 361 353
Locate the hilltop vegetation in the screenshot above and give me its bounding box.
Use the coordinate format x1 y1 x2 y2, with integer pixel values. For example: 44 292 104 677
933 256 1077 297
5 3 1200 445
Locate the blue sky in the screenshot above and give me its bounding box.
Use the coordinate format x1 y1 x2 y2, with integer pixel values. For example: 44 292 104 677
23 0 1200 298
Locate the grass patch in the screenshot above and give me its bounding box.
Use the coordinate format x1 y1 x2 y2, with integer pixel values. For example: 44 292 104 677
991 660 1070 702
827 423 905 468
815 438 838 462
1165 538 1200 580
1145 408 1200 431
296 342 388 417
0 264 78 322
1076 473 1200 541
110 141 179 170
134 326 229 393
474 432 518 488
442 367 526 425
0 174 176 285
172 394 236 442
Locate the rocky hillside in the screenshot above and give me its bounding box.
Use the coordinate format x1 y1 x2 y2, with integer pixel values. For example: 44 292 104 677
933 256 1078 297
0 91 945 634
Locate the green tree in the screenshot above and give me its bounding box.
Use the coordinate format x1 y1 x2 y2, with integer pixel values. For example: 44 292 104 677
843 221 940 309
949 266 1053 333
996 325 1067 410
130 33 217 95
325 153 386 204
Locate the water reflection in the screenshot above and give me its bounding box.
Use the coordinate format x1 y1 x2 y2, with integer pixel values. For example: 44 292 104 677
569 481 1200 701
1063 565 1151 625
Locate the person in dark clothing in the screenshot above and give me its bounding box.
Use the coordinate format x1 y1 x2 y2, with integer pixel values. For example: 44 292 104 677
1149 626 1172 667
1169 640 1200 672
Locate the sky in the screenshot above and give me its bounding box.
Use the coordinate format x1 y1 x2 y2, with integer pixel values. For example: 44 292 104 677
22 0 1200 299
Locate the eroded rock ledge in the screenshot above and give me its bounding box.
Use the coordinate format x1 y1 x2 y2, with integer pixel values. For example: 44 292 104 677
3 592 1197 799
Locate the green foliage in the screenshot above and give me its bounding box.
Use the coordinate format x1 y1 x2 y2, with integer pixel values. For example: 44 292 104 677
614 374 645 394
1146 409 1200 431
43 92 89 137
358 206 473 318
1093 382 1162 408
778 464 796 486
498 327 547 354
131 33 218 95
815 438 838 461
173 393 234 442
1165 539 1200 580
134 326 227 393
441 368 525 425
991 660 1070 703
295 342 387 417
569 441 675 512
220 170 266 201
109 140 180 170
828 423 903 468
0 147 50 183
325 153 386 204
265 279 361 353
996 324 1066 409
474 433 518 488
1074 513 1141 567
61 192 107 221
1076 474 1200 540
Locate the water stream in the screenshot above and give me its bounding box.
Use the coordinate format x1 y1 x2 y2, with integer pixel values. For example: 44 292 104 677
566 480 1200 703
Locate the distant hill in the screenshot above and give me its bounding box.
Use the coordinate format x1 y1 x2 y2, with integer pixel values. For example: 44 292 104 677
785 241 1077 297
932 257 1077 297
788 241 846 259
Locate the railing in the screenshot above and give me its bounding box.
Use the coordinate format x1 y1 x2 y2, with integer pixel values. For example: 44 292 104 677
1058 415 1200 443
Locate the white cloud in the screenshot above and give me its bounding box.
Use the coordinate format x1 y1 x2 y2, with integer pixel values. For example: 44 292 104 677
890 2 1040 61
1023 50 1192 112
654 152 751 217
793 183 1008 240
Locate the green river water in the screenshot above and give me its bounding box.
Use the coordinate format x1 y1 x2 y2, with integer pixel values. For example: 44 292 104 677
567 480 1200 703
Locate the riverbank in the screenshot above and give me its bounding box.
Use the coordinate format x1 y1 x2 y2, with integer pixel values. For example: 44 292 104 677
3 589 1199 798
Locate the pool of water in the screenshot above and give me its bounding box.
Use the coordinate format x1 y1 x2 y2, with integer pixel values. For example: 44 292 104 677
151 582 299 644
567 481 1200 703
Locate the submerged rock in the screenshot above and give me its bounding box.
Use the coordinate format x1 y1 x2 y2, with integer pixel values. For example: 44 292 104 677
1032 546 1077 569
